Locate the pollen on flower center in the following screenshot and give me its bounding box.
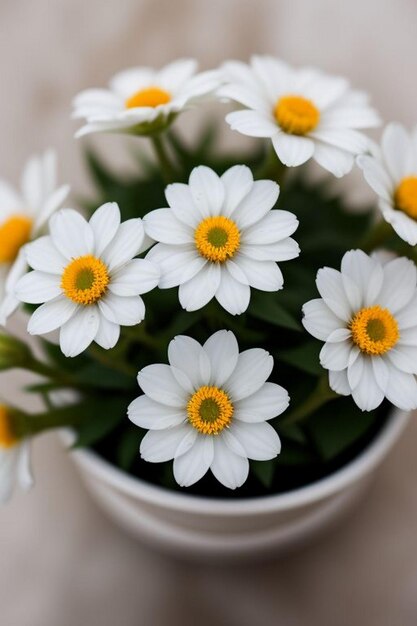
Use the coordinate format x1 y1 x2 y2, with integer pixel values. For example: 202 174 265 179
350 305 399 356
187 386 234 435
394 176 417 219
125 86 171 109
0 405 18 449
0 215 32 263
61 255 109 305
274 95 320 135
194 216 240 263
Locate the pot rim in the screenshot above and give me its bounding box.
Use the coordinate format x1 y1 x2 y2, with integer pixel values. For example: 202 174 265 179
67 407 409 516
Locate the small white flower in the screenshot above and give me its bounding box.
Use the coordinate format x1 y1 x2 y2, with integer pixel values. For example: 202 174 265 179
0 150 69 324
14 203 159 357
357 123 417 246
144 164 299 315
128 330 288 489
219 56 380 177
72 58 219 137
302 249 417 412
0 405 33 503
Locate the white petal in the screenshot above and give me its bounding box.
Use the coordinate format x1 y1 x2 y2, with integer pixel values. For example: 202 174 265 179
243 210 298 244
233 257 283 292
357 155 393 202
385 368 417 411
272 133 315 167
49 209 94 259
228 421 281 461
189 166 225 217
328 369 351 396
25 236 67 274
27 297 77 335
225 110 278 138
215 268 251 315
157 58 197 92
59 306 100 357
220 165 254 216
302 298 344 341
165 183 202 227
311 129 370 154
382 204 417 246
320 340 351 371
234 382 289 422
225 348 273 401
378 257 417 313
94 316 120 350
210 438 249 489
143 208 193 244
168 335 211 390
372 356 390 391
203 330 239 387
102 218 145 270
381 123 412 182
21 154 44 209
173 436 214 487
351 358 384 411
240 238 300 262
316 267 353 321
17 442 33 492
397 295 417 329
387 346 417 374
146 244 206 289
90 202 121 256
138 364 188 407
14 271 61 304
109 259 160 296
33 184 70 233
98 293 145 326
178 262 221 311
140 425 191 463
341 249 384 307
313 143 354 177
128 395 185 430
231 180 279 229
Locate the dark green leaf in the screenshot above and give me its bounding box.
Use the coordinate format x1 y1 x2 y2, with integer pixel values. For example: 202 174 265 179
251 459 275 488
277 341 322 377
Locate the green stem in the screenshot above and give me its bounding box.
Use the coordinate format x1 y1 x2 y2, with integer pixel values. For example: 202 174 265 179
150 134 177 183
123 324 165 352
13 404 86 439
25 356 78 388
280 376 338 427
360 219 394 253
87 343 137 377
255 146 287 186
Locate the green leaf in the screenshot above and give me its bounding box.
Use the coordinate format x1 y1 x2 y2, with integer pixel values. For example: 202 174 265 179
72 397 128 448
117 427 143 471
276 341 322 377
248 292 302 332
306 397 379 460
251 459 275 488
74 363 134 390
277 442 317 466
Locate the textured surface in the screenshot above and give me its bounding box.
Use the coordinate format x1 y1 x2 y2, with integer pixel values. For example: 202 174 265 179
1 1 417 624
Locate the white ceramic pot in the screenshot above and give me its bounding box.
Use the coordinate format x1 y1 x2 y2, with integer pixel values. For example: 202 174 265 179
68 408 409 561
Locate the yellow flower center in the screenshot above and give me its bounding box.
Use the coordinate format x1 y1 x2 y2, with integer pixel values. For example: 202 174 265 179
187 385 234 435
394 176 417 219
194 216 240 263
0 215 32 263
274 95 320 135
350 305 399 356
0 405 18 449
61 255 109 305
125 86 171 109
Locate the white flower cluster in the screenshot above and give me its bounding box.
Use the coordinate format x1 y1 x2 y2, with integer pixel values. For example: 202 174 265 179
1 55 417 499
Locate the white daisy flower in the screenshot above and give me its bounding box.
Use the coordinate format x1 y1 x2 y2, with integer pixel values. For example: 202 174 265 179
0 150 69 324
219 56 380 177
0 404 33 503
14 203 159 357
128 330 288 489
302 249 417 412
357 123 417 246
144 165 300 315
72 58 219 138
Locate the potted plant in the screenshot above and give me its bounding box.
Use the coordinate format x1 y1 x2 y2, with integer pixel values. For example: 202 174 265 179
0 57 415 559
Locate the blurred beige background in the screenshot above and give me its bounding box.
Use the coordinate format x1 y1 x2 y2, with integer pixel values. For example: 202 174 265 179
1 1 417 624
